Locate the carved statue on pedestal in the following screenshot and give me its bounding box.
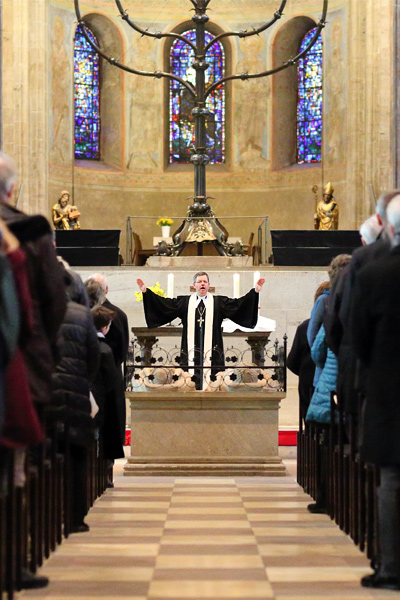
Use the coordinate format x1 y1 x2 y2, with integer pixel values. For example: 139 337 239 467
314 182 339 230
52 191 81 230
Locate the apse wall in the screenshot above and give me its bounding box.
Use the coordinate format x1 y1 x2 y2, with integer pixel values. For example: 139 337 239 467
1 0 392 258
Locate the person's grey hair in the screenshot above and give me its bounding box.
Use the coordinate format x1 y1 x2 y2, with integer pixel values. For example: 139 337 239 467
0 152 17 199
327 254 352 284
386 196 400 235
193 271 209 284
376 191 400 223
85 273 107 292
84 279 106 308
359 214 383 245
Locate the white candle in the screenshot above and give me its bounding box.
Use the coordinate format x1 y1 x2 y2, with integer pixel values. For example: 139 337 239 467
253 271 260 288
233 273 240 298
167 273 174 298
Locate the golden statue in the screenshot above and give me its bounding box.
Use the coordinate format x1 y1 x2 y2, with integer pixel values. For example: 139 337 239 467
314 182 339 230
52 190 81 230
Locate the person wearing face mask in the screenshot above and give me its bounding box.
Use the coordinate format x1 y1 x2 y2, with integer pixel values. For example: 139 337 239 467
137 272 265 390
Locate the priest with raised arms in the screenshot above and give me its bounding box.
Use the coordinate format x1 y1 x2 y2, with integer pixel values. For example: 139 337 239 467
136 272 265 389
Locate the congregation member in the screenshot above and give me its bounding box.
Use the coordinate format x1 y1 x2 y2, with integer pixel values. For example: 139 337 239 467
137 272 265 389
51 276 100 534
91 305 125 486
287 281 330 425
351 196 400 590
305 254 351 514
85 273 129 368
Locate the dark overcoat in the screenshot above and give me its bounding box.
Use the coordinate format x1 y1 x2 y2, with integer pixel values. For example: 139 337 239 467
351 244 400 465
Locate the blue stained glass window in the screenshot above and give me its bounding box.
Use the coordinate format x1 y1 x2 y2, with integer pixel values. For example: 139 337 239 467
297 28 322 164
169 30 225 164
74 25 100 160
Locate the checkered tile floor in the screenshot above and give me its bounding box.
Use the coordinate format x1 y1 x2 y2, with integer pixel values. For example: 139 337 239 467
20 459 382 599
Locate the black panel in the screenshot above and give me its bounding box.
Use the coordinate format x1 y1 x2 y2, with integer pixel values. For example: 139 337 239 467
271 230 362 266
55 230 121 266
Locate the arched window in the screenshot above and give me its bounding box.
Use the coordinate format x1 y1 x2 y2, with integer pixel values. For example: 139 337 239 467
297 28 323 164
169 30 225 164
74 25 100 160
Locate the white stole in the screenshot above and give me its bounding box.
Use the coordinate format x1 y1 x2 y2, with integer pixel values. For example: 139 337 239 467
187 293 214 389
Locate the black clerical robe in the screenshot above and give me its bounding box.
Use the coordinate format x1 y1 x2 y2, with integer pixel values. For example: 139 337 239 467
142 288 259 386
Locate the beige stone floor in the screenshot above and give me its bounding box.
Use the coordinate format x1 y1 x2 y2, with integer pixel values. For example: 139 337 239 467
18 459 394 600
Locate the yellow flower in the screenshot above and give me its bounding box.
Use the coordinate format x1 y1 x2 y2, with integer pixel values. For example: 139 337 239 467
135 282 167 302
156 217 174 227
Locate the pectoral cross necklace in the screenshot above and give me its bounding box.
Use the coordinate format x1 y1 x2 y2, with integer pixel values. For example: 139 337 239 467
197 303 206 328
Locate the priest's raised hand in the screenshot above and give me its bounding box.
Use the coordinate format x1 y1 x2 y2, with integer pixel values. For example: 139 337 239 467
255 277 265 293
137 278 146 293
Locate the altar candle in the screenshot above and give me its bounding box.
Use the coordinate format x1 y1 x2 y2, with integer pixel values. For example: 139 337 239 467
253 271 260 288
167 273 174 298
233 273 240 298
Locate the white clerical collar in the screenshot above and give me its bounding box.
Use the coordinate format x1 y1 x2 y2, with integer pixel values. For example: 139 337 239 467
195 294 208 307
97 331 105 339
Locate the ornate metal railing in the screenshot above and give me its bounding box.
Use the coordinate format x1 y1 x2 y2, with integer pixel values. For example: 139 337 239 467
125 336 287 393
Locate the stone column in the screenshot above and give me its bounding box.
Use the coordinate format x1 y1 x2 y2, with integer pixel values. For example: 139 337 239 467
2 0 49 215
346 0 393 227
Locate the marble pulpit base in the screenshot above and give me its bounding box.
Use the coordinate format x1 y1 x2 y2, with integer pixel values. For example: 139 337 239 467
124 391 286 476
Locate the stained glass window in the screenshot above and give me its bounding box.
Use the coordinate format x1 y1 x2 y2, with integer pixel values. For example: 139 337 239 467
74 25 100 160
297 28 322 164
169 30 225 164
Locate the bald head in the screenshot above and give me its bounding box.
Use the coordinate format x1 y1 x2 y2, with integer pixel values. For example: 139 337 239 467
359 214 383 245
0 152 17 202
85 272 108 294
386 195 400 236
376 190 400 225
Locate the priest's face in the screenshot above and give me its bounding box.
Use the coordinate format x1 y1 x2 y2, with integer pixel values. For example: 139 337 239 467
194 275 210 297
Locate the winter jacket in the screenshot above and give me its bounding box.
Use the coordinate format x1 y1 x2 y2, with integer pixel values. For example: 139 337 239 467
51 301 100 445
306 324 338 424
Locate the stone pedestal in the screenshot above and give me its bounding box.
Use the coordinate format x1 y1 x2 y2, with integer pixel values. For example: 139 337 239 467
124 391 286 476
146 256 253 268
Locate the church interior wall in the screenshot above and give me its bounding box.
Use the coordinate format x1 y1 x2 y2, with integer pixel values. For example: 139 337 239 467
36 0 392 261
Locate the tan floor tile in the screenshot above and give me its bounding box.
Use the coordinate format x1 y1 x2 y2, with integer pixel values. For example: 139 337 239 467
248 512 328 522
40 566 154 581
83 526 164 536
168 507 246 515
266 566 365 582
95 501 171 509
253 527 344 537
161 535 257 545
170 496 242 503
148 580 273 598
59 543 160 557
258 543 364 557
155 555 264 569
243 501 308 508
89 513 167 521
164 520 251 529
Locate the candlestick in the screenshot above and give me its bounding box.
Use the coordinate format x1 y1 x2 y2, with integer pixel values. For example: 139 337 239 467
233 273 240 298
167 273 174 298
253 271 260 288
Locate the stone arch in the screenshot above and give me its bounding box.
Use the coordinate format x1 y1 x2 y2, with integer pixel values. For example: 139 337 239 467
271 16 318 170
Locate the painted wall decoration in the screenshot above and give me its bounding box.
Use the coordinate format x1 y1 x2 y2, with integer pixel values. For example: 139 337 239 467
297 28 323 164
169 29 225 164
74 25 100 160
235 35 270 169
50 16 71 165
127 35 160 170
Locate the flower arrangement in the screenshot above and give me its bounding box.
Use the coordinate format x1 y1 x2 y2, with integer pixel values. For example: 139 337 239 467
156 217 174 227
135 282 167 302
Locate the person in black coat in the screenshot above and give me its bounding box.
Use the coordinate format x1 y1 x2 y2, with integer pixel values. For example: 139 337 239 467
85 273 129 367
351 195 400 590
91 305 125 472
51 280 100 533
